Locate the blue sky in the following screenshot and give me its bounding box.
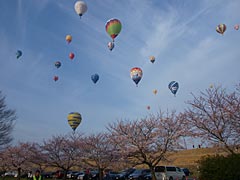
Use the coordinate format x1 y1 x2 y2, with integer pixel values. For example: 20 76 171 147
0 0 239 143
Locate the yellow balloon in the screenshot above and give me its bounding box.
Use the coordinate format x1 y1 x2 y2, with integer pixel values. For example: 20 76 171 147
66 35 72 43
67 112 82 131
153 89 158 95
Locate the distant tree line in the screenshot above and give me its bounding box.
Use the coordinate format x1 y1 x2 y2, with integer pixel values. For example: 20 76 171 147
0 84 239 180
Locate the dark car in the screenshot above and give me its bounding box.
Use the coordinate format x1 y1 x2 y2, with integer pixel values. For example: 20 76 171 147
116 168 136 180
181 168 190 176
42 172 54 179
128 169 151 180
143 173 152 180
108 171 120 180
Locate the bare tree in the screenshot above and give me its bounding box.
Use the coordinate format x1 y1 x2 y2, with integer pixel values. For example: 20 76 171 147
0 91 16 148
108 111 186 180
81 133 119 180
184 85 240 155
41 134 83 180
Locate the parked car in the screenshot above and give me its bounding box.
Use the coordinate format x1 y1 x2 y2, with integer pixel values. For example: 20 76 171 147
116 168 136 180
71 172 84 179
180 168 190 176
128 169 151 180
155 166 185 180
55 170 65 179
67 171 79 179
143 172 152 180
77 172 85 180
3 171 17 177
42 172 54 179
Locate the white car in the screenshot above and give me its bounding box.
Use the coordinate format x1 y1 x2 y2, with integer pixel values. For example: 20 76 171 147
155 166 185 180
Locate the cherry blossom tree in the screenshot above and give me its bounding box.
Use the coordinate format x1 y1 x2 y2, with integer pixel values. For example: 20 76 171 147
3 143 33 180
81 133 120 180
184 85 240 155
108 111 186 180
41 134 83 180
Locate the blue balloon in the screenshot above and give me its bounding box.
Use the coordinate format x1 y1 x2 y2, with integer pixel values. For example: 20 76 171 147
91 74 99 84
168 81 179 96
16 50 22 59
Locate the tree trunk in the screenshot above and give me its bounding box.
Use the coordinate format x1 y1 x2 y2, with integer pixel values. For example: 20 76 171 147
98 168 104 180
17 167 21 180
63 169 68 180
150 166 156 180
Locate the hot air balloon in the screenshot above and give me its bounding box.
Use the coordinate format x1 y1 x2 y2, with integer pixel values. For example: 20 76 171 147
149 56 155 63
147 106 151 110
210 84 213 88
105 18 122 42
153 89 158 95
67 112 82 131
130 67 143 86
108 42 114 51
91 74 99 84
69 52 75 60
16 50 22 59
74 1 88 17
216 24 226 35
168 81 179 96
53 76 59 82
55 61 61 68
234 24 239 30
66 35 72 44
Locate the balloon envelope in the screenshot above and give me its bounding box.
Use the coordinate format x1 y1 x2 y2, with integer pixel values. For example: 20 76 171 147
130 67 143 86
108 42 114 51
168 81 179 96
66 35 72 43
53 76 59 81
16 50 22 59
105 19 122 41
91 74 99 84
67 112 82 131
147 106 151 110
74 1 88 17
216 24 226 35
234 24 239 30
149 56 155 63
153 89 158 95
69 52 75 60
55 61 61 68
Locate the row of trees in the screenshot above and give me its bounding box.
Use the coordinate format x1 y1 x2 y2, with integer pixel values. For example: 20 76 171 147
0 84 239 180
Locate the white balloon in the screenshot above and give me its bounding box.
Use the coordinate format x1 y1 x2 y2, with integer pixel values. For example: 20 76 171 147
74 1 88 17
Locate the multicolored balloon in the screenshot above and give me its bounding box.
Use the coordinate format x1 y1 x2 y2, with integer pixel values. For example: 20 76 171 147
67 112 82 131
149 56 155 63
53 76 59 82
168 81 179 96
216 24 226 35
16 50 22 59
55 61 61 68
108 42 114 51
234 24 239 30
74 1 88 17
153 89 158 95
69 52 75 60
66 35 72 44
105 18 122 41
130 67 143 86
91 74 99 84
